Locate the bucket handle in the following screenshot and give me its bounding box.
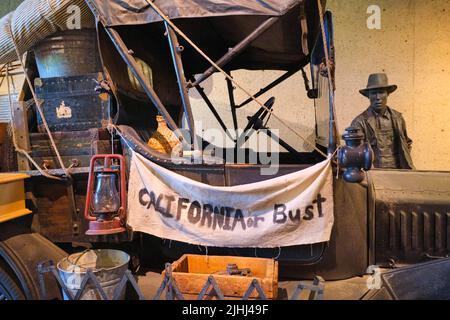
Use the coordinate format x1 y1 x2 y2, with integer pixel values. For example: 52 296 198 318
66 249 100 272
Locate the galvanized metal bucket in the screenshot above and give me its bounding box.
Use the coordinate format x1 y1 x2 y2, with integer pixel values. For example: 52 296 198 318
57 249 130 300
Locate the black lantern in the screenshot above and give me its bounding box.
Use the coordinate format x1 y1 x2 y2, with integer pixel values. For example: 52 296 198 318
337 127 373 183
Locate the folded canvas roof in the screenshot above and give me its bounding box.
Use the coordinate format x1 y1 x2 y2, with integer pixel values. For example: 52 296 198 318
89 0 304 26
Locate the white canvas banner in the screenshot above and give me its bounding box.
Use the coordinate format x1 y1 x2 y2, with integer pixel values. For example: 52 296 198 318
127 151 334 248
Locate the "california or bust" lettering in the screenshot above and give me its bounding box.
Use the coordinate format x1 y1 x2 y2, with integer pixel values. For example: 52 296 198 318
138 188 326 232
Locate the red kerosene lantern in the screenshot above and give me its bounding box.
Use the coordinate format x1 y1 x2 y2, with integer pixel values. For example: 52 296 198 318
84 154 127 235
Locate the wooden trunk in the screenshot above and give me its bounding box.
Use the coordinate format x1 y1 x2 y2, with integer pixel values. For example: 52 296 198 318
34 73 109 132
166 254 278 299
29 128 111 169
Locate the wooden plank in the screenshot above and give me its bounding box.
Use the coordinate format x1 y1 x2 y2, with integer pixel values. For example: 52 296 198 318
0 173 29 184
167 254 278 299
272 260 279 290
0 208 32 223
171 254 186 272
0 174 32 223
11 101 31 171
186 254 271 277
172 273 275 299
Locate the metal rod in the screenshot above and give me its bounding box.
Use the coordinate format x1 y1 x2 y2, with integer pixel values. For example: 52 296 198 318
0 64 7 75
0 63 20 76
236 106 270 149
328 90 337 155
226 76 238 137
188 17 279 88
66 179 79 237
143 0 328 159
236 127 255 150
236 67 301 109
165 21 197 150
260 127 303 161
103 26 182 138
316 1 338 155
193 84 234 141
0 71 23 77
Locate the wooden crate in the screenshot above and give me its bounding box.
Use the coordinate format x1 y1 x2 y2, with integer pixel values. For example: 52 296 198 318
166 254 278 299
0 173 31 223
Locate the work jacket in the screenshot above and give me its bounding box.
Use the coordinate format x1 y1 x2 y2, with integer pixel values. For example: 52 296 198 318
351 106 415 170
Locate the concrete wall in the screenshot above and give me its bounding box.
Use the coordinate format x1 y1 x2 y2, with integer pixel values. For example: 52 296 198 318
189 70 316 153
191 0 450 170
328 0 450 171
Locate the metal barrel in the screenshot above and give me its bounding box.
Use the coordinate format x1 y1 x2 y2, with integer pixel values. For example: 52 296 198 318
34 29 102 79
57 249 130 300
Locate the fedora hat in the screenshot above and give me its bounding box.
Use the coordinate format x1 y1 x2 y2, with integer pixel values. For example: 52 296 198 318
359 73 398 97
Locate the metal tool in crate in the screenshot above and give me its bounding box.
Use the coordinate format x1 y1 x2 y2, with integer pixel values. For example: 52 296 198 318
84 154 127 235
214 263 252 276
34 73 110 132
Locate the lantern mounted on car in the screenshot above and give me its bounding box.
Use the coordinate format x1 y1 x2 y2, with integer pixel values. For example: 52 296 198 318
84 154 127 235
338 127 373 183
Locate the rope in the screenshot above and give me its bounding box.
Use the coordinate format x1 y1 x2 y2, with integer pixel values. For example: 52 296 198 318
108 124 133 151
6 17 71 178
143 0 328 159
5 63 63 181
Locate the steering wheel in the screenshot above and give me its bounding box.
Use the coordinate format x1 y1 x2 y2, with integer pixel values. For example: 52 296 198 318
237 97 275 147
243 97 275 132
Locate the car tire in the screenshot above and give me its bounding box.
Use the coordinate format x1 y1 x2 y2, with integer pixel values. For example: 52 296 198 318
0 264 25 300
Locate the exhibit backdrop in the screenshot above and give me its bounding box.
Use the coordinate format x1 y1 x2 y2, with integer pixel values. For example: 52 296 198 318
189 0 450 172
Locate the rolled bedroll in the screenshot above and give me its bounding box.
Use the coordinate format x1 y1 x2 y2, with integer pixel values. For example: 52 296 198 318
0 0 95 65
